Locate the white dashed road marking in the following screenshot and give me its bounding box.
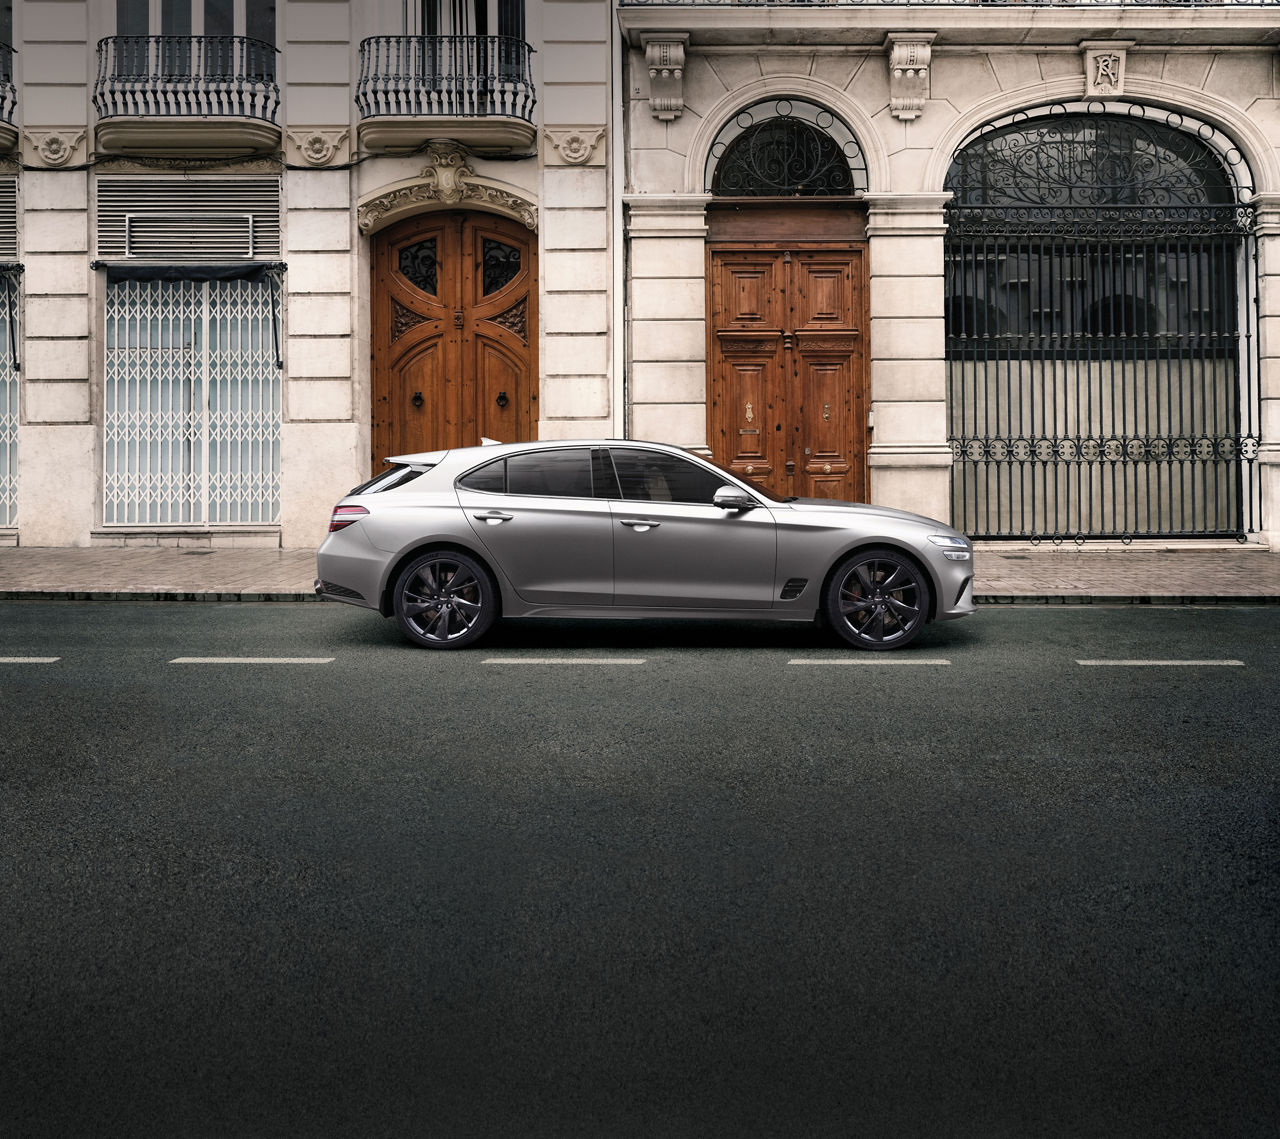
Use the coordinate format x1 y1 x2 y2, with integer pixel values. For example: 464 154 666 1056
0 657 60 663
482 658 647 665
1076 659 1244 667
170 657 335 665
788 658 951 666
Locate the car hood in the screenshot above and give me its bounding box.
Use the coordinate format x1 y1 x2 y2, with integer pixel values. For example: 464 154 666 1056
782 498 958 531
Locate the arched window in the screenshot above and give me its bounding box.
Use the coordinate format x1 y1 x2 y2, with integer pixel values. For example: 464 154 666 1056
943 105 1260 541
705 99 867 197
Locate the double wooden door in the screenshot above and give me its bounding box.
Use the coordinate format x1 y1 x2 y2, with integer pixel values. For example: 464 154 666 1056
708 243 869 501
371 212 536 472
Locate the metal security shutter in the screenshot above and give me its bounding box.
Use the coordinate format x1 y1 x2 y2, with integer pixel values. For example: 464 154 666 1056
97 177 281 259
0 179 17 259
103 277 280 525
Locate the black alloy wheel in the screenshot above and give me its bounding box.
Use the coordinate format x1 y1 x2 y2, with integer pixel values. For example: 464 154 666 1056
393 551 497 649
825 548 930 650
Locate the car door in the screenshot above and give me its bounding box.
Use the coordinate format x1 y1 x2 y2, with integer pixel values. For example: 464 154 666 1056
456 447 613 606
606 447 776 609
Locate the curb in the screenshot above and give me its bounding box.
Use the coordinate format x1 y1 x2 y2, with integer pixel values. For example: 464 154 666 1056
0 591 323 603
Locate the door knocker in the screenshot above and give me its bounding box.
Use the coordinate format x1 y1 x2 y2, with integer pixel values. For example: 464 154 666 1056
745 402 754 424
412 391 424 408
495 391 509 409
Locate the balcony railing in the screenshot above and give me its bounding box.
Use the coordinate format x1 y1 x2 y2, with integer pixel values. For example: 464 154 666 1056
0 43 15 131
357 36 536 122
94 36 280 123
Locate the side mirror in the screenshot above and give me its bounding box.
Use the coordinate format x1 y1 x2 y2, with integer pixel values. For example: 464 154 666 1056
713 485 757 512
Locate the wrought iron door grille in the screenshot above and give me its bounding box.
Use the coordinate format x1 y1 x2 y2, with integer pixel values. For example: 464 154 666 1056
104 278 280 527
0 273 16 527
944 110 1261 541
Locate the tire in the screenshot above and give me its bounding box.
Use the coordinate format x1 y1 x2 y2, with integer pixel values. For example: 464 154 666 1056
392 550 498 649
825 547 930 651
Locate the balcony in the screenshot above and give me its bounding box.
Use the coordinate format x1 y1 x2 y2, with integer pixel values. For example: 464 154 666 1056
93 36 281 158
356 36 536 154
0 43 15 153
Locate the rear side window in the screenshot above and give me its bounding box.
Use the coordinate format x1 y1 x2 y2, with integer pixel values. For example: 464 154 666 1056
456 449 596 498
457 459 505 492
349 465 428 494
609 449 726 505
507 449 593 497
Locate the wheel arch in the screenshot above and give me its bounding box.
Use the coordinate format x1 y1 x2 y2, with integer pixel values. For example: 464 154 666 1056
818 540 939 623
378 540 507 618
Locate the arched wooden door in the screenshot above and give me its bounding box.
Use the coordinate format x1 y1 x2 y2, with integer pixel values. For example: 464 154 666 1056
371 211 536 472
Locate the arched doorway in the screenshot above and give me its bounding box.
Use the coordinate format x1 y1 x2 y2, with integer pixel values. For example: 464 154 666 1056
944 105 1261 540
370 210 536 472
704 99 871 501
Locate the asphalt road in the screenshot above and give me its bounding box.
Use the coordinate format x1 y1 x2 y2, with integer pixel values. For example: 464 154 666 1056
2 602 1277 1138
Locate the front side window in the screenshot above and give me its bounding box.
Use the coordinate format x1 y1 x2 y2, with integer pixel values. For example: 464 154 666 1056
609 450 726 505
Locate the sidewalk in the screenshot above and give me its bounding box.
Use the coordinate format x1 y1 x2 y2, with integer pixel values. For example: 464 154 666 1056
0 542 1277 604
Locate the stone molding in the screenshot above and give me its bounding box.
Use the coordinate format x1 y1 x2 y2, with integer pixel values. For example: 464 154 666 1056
624 194 711 237
1081 41 1134 98
23 129 87 168
884 33 935 122
286 128 350 167
864 193 952 237
641 33 689 123
545 128 606 166
358 141 538 233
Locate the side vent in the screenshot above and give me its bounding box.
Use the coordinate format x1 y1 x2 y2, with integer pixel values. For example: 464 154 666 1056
97 176 280 259
779 578 808 600
0 179 16 259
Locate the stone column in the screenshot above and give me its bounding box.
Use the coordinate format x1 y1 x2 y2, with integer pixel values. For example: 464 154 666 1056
623 194 709 444
1255 193 1280 550
863 192 953 523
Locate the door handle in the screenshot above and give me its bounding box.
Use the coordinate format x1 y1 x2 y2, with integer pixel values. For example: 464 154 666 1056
619 518 661 532
472 510 513 524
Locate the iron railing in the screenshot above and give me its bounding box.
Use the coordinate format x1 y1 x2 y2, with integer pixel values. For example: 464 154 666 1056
946 207 1261 541
0 43 15 126
94 36 279 122
356 36 535 121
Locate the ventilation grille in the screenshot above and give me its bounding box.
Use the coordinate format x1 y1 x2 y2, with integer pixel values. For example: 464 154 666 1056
0 179 16 259
97 177 280 259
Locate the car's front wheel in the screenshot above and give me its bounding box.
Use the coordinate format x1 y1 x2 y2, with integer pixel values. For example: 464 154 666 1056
825 548 930 650
393 551 497 649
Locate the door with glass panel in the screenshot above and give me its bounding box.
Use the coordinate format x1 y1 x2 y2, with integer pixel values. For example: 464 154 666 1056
371 211 536 473
112 0 276 81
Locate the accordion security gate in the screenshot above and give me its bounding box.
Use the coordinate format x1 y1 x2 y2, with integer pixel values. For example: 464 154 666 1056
104 278 280 527
0 274 16 527
944 111 1262 542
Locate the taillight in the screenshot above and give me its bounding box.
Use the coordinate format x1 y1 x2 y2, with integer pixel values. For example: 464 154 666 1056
329 505 369 532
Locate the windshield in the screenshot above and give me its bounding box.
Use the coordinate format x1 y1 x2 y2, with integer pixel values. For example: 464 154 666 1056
686 450 794 503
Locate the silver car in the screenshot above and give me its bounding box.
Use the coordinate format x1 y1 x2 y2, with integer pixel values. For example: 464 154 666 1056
315 440 976 650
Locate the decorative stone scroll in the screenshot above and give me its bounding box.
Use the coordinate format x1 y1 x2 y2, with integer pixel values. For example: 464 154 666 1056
286 129 350 167
358 140 538 232
546 128 606 166
641 33 689 123
25 129 87 168
885 33 935 122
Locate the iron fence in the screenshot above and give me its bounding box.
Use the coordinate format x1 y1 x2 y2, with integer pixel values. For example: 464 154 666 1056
357 36 536 122
945 206 1261 541
94 36 280 122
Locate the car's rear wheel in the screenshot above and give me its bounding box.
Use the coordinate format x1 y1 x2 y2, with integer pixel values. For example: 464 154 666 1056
825 548 930 651
393 551 497 649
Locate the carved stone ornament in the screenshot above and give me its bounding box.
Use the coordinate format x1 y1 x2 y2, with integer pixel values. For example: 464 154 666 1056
547 128 606 166
1082 42 1132 98
641 33 689 123
26 129 87 168
885 33 935 122
358 141 538 232
287 129 350 167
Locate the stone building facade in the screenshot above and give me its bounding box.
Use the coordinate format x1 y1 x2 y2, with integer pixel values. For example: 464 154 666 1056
0 1 1277 550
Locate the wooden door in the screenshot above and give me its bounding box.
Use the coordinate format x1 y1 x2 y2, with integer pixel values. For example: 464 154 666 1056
708 243 869 501
371 211 536 472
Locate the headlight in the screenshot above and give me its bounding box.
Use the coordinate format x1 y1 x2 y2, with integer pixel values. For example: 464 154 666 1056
928 534 971 561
